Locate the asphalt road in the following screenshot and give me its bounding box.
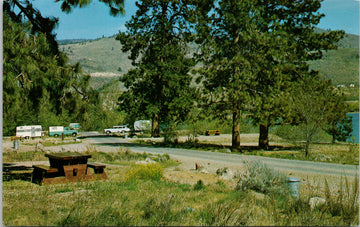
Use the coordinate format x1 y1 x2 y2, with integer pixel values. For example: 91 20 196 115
85 135 359 178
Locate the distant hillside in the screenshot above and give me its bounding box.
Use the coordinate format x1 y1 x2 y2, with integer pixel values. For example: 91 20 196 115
59 31 359 86
60 36 131 75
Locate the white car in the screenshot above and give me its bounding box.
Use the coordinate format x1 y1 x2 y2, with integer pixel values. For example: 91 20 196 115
104 125 131 134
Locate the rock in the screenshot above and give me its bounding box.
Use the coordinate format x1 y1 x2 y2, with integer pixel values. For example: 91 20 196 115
35 142 45 152
309 197 326 210
200 169 209 174
216 167 234 181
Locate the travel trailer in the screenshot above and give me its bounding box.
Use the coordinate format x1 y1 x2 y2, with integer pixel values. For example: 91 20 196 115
16 125 42 139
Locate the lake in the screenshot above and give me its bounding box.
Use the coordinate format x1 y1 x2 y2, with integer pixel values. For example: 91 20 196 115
347 112 359 143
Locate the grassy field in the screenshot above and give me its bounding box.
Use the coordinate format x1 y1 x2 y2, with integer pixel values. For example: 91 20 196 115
3 148 359 226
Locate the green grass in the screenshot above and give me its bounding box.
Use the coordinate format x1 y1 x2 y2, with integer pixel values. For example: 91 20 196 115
241 143 359 165
3 161 358 226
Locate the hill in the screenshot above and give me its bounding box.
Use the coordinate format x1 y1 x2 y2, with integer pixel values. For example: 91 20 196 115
59 32 359 87
60 36 131 75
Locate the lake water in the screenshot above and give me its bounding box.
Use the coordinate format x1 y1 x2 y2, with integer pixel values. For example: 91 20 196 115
347 112 359 143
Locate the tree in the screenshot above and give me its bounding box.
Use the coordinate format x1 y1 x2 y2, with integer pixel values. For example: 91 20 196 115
193 0 344 150
288 75 348 156
116 0 195 138
3 1 118 135
324 116 353 143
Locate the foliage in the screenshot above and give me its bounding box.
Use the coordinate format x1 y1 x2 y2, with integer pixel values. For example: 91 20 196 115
324 115 353 143
286 75 349 156
3 161 359 226
193 180 205 191
236 161 288 195
125 163 163 181
3 2 110 134
324 174 359 226
116 0 196 137
192 0 344 150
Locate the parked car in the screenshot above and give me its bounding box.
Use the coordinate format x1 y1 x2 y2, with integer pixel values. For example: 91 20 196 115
49 126 78 137
104 125 131 134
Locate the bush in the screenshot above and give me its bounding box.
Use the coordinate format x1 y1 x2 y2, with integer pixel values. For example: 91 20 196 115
125 163 163 181
324 174 359 225
236 161 288 195
193 180 205 191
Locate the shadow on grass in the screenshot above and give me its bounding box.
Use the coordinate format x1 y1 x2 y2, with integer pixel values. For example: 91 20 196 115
3 163 33 181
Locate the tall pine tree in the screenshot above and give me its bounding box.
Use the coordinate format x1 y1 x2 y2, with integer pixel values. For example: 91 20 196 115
116 0 195 138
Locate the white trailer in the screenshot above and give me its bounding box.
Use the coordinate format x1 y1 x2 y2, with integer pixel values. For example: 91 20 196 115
134 120 151 132
16 125 42 139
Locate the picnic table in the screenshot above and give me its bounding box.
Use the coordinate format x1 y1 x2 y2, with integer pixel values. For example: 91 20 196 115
32 152 107 185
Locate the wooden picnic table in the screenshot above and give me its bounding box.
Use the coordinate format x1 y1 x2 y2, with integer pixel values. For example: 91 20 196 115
32 152 107 185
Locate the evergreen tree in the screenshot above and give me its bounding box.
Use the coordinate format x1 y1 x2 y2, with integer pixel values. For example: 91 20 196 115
192 0 344 150
3 2 103 135
116 0 195 137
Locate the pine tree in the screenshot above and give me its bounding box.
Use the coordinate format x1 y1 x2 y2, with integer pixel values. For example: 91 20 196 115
116 0 195 138
192 0 344 150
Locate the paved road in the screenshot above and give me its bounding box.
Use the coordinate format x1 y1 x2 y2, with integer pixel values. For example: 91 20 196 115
85 135 359 178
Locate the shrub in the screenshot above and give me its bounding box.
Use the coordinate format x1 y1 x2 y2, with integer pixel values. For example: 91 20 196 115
125 163 163 181
236 161 288 195
193 180 205 191
324 174 359 226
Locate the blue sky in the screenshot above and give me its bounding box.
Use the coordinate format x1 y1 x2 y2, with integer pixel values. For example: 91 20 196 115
32 0 359 40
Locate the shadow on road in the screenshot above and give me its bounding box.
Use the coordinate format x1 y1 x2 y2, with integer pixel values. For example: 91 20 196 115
91 140 303 153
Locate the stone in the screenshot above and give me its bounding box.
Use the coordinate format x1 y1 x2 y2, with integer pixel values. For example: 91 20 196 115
309 197 326 210
216 167 234 181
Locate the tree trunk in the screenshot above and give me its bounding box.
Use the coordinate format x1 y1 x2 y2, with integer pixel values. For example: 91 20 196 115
305 124 310 157
152 113 160 137
232 110 241 151
332 134 336 144
259 123 269 150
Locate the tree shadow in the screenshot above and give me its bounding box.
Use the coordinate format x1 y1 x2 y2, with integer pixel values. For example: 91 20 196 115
3 163 33 181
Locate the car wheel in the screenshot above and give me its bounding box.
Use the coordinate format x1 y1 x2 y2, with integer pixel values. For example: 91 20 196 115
54 134 59 137
106 131 111 135
72 132 77 137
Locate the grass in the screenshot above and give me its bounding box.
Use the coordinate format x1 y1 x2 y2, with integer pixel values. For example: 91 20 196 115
242 143 359 165
3 159 358 226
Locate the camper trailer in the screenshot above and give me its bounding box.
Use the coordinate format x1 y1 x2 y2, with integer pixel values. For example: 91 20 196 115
16 125 42 139
134 120 152 132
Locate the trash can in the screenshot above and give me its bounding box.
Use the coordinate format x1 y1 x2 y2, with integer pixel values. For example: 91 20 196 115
13 140 19 150
287 177 300 199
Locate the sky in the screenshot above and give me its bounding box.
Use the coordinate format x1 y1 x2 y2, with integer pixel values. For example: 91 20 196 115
30 0 360 40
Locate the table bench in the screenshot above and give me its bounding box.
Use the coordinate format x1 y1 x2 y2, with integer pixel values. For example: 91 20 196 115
32 165 59 184
205 130 220 136
87 162 106 174
32 152 107 185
